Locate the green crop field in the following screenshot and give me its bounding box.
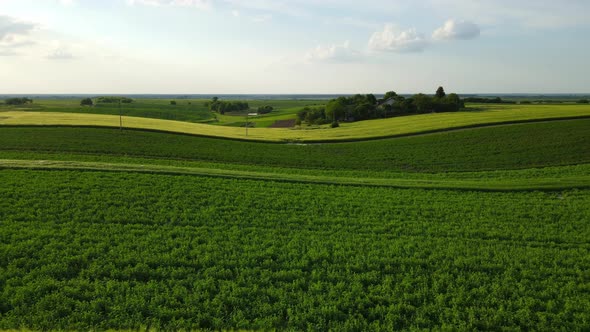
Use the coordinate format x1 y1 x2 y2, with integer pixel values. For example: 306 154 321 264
1 170 589 331
1 103 590 141
0 119 588 173
1 101 590 330
0 98 321 128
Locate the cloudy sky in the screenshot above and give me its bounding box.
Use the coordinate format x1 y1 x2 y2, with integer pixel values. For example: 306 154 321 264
1 0 589 94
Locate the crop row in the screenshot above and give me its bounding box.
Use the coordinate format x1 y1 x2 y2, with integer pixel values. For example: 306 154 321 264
1 118 588 173
1 170 589 330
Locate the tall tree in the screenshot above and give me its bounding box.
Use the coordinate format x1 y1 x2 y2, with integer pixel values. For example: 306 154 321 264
436 86 446 98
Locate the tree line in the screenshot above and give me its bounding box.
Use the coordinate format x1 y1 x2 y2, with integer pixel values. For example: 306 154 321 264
463 97 516 104
205 97 249 115
3 97 33 105
298 87 464 126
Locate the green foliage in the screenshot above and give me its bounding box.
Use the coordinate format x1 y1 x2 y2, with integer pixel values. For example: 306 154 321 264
257 105 273 114
325 99 347 121
208 97 249 115
436 86 446 98
298 89 464 125
330 121 340 128
383 91 398 101
0 170 589 330
577 99 589 104
520 100 532 104
170 100 176 105
96 96 133 103
464 97 516 104
5 97 32 105
80 98 93 106
0 119 588 173
296 106 328 125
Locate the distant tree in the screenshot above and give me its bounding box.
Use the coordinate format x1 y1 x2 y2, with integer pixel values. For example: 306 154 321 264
257 105 274 114
331 121 340 128
212 97 219 102
383 91 398 101
297 106 327 125
80 98 93 106
577 99 589 104
436 86 446 99
170 100 177 105
5 97 32 105
96 96 133 104
520 100 532 104
366 94 377 105
325 99 346 121
463 97 514 104
413 93 434 113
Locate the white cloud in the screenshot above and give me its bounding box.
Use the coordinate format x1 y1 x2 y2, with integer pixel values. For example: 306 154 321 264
368 25 427 53
0 16 37 55
428 0 590 29
304 40 361 63
46 48 75 59
231 10 240 17
45 40 76 59
0 16 36 41
251 14 272 23
433 19 480 40
127 0 212 10
58 0 76 6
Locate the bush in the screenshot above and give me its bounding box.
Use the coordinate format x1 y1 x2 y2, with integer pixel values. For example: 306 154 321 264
331 121 340 128
96 97 133 104
5 97 32 105
80 98 93 106
208 98 249 115
170 101 177 105
257 105 273 114
576 99 589 104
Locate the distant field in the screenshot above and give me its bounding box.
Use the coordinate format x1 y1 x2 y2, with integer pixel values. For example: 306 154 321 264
1 104 590 142
0 98 321 128
0 119 588 173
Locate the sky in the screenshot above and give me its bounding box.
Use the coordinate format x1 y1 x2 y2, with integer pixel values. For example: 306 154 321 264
0 0 589 94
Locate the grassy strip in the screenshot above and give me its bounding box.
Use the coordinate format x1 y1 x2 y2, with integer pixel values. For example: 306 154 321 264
2 150 589 181
1 119 588 172
2 159 588 191
1 104 590 142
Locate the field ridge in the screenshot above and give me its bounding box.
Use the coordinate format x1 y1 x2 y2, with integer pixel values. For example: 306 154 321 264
2 104 590 142
2 159 589 191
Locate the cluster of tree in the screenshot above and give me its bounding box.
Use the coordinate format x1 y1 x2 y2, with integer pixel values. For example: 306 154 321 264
577 99 589 104
296 106 328 125
4 97 33 105
463 97 516 104
297 87 464 125
205 97 249 115
257 105 274 114
170 100 177 105
80 98 94 106
96 96 133 103
530 100 564 104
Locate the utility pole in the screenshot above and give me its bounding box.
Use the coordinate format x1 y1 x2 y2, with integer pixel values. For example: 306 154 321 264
119 98 122 131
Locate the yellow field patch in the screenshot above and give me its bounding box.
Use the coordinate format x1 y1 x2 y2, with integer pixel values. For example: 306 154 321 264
1 104 589 142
